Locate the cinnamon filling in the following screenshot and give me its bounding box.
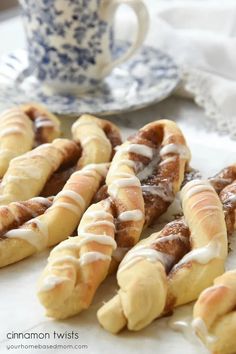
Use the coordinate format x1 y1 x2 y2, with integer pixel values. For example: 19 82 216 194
220 182 236 235
24 107 58 146
151 218 190 273
0 198 52 240
209 165 236 194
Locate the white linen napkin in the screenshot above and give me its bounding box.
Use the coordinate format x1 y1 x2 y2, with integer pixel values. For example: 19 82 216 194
116 0 236 138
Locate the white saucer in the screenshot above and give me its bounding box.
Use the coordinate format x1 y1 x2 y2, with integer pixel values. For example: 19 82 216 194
0 43 179 116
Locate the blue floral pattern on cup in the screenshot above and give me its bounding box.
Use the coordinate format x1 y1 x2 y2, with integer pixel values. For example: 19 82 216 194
20 0 110 87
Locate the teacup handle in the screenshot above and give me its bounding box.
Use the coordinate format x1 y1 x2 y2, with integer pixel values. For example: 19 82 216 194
101 0 149 76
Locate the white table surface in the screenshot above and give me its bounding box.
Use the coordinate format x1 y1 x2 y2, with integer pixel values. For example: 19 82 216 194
0 6 236 354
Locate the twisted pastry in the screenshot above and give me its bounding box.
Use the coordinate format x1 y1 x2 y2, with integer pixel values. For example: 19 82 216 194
0 163 108 268
107 119 190 252
37 119 190 319
0 196 52 238
0 139 80 204
21 102 60 145
97 179 228 333
38 198 115 319
193 270 236 354
209 163 236 195
40 115 122 197
0 104 60 177
72 114 121 168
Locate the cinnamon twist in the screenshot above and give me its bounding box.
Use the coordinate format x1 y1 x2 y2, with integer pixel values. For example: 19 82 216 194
0 163 109 268
193 270 236 354
38 199 115 319
97 179 227 333
0 104 60 177
0 138 80 204
37 119 190 319
107 119 190 251
41 115 122 197
72 114 121 168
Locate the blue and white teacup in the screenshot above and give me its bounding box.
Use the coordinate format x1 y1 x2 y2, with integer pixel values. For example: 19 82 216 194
19 0 149 94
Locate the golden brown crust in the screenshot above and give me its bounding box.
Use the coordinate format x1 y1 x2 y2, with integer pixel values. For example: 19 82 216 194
219 180 236 235
209 164 236 194
37 199 115 319
193 270 236 354
21 102 61 145
97 179 228 333
0 197 52 238
167 180 227 308
72 114 121 168
37 119 190 321
0 108 35 177
0 163 109 268
0 139 80 205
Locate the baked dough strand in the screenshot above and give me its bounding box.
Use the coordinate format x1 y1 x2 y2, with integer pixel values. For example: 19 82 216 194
72 114 121 168
37 199 115 319
0 163 109 267
97 179 228 333
193 270 236 354
0 138 80 204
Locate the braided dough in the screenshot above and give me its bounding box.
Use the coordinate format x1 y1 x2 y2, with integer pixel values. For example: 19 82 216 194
97 179 228 333
193 270 236 354
0 163 108 268
0 138 80 205
72 114 121 168
0 104 60 177
37 119 190 319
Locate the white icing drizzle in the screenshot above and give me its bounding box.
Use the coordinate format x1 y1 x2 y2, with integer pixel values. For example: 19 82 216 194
74 163 108 179
168 306 200 345
159 156 177 166
34 118 55 129
39 275 69 292
192 317 217 344
0 127 25 137
54 190 85 210
223 194 236 204
30 197 52 206
118 210 144 222
82 220 115 230
185 185 214 199
142 184 174 202
173 240 221 269
4 218 48 251
83 163 109 177
51 202 82 215
124 144 153 159
182 179 214 200
50 255 80 267
160 143 190 160
137 151 160 181
78 233 117 249
50 239 80 255
79 251 111 266
118 244 173 274
108 174 140 199
85 210 111 219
